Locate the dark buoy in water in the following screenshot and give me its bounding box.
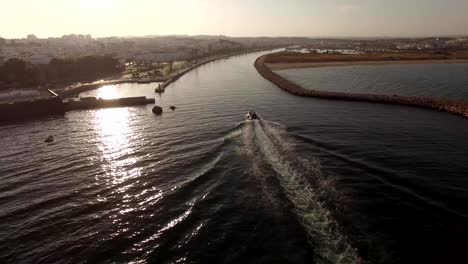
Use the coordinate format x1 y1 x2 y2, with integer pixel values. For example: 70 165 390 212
45 136 54 143
169 106 176 111
152 106 163 115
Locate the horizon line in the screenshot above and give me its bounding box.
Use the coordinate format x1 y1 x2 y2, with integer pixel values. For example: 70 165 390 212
3 33 468 41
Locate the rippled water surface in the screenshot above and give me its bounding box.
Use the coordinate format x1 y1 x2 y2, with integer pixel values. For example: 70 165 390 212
277 63 468 101
1 51 468 264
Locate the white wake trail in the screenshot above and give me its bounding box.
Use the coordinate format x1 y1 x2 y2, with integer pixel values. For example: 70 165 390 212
253 121 359 264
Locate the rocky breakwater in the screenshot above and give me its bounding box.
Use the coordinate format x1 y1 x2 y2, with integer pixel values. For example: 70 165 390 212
0 97 66 122
0 94 155 123
64 96 155 111
254 55 468 120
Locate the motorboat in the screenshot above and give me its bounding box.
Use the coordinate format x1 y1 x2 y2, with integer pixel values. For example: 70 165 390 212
155 84 165 93
245 111 259 120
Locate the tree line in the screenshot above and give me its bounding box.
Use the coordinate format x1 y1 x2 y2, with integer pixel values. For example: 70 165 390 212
0 56 122 90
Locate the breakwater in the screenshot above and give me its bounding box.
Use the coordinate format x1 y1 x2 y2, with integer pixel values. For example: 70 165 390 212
255 54 468 119
57 78 169 98
0 96 155 123
0 97 66 122
65 96 155 111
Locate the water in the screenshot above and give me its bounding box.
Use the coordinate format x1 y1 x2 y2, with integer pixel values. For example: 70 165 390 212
286 48 364 55
1 51 468 264
277 63 468 101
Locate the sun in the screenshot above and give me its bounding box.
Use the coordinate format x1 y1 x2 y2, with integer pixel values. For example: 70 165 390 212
79 0 117 11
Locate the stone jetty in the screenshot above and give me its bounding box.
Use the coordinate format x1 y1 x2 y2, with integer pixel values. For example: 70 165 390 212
254 54 468 120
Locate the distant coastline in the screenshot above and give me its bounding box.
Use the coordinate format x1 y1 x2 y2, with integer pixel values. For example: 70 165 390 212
255 53 468 119
264 50 468 70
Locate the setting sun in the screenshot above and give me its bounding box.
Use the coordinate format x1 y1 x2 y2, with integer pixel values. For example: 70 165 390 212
79 0 117 11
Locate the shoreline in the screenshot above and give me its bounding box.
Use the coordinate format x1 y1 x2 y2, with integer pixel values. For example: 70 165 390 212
267 59 468 71
161 48 276 89
57 48 277 98
56 78 168 98
255 54 468 120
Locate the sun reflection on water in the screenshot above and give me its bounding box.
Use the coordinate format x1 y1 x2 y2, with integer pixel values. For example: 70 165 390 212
93 107 140 186
95 85 120 99
92 107 144 237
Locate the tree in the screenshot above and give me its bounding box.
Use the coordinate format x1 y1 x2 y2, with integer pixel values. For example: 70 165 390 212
168 60 174 74
0 58 41 88
3 58 27 75
27 34 38 40
0 55 122 89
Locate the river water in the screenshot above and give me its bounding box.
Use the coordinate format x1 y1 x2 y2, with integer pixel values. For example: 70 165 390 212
1 51 468 264
277 63 468 101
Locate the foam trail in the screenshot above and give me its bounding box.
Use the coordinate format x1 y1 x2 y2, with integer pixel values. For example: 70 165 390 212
253 121 359 264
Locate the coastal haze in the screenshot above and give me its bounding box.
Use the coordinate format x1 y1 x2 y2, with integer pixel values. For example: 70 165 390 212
1 1 468 264
2 0 468 38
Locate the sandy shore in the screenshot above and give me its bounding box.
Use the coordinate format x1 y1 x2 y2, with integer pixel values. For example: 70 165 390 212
267 59 468 71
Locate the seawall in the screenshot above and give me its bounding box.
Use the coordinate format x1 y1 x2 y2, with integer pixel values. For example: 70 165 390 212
0 96 155 123
254 54 468 119
64 96 155 111
58 78 169 98
0 97 66 122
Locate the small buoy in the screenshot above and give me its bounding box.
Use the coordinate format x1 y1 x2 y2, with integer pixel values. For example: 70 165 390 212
152 106 163 115
45 136 54 143
169 106 176 111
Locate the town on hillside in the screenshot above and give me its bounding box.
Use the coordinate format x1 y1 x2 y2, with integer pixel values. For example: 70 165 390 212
1 34 467 92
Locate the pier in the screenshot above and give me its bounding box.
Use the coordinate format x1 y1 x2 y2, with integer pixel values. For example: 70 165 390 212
0 95 155 123
65 96 155 111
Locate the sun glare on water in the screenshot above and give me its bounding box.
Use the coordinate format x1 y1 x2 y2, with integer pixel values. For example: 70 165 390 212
96 85 119 99
93 107 140 186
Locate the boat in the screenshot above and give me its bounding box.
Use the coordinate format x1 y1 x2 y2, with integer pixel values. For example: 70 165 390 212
155 84 165 93
245 111 259 120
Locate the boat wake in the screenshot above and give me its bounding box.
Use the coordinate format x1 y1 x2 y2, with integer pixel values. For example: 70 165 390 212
230 119 359 264
81 117 361 263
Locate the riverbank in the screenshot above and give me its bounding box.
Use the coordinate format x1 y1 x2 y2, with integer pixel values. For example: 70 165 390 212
255 54 468 119
55 77 169 98
161 48 278 89
58 48 278 98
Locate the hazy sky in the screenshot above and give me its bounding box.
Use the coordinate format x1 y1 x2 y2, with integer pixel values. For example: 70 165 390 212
1 0 468 38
